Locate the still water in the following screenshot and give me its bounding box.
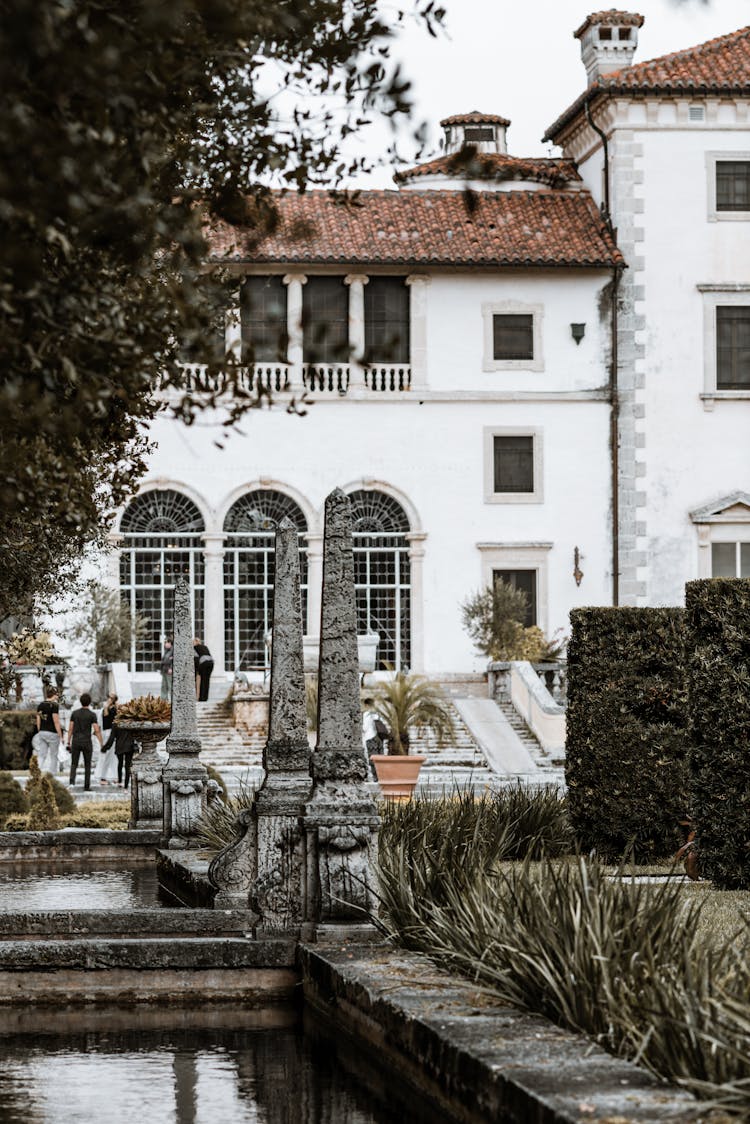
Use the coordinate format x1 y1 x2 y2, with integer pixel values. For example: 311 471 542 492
0 1012 451 1124
0 863 164 910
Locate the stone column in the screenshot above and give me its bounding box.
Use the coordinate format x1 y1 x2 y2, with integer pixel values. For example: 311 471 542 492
162 578 207 848
345 274 369 389
201 533 225 678
304 533 323 640
105 532 124 589
283 274 307 392
253 517 313 931
406 532 427 673
304 489 380 929
405 275 430 388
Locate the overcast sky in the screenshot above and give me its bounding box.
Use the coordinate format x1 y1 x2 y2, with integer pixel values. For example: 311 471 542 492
351 0 750 185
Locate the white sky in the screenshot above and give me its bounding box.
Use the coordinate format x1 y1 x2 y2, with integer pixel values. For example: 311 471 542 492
351 0 750 186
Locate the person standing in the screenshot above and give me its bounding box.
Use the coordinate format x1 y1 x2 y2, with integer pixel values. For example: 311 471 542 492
33 686 62 774
159 638 173 701
97 693 118 786
361 697 387 778
111 726 136 789
67 693 102 791
193 638 214 702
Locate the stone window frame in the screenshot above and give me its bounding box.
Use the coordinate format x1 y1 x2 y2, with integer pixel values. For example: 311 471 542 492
698 285 750 408
483 426 544 504
476 542 552 636
690 493 750 578
481 300 544 372
706 151 750 222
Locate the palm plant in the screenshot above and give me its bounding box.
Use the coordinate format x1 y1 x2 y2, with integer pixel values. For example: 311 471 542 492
372 671 456 755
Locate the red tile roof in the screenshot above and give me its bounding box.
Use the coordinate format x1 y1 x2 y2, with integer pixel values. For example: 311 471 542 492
395 151 581 188
574 10 644 39
440 111 511 126
207 190 622 269
545 24 750 141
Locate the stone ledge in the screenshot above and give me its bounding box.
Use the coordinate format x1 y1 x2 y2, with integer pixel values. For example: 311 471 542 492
0 936 297 970
300 943 698 1124
156 847 215 907
0 829 161 863
0 908 256 938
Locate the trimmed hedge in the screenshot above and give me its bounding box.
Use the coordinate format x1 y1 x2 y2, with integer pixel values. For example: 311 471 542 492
686 579 750 890
0 711 36 769
566 607 689 860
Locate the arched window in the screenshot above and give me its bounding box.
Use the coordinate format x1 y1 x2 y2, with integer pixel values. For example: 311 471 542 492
223 491 308 672
349 490 411 670
119 490 205 673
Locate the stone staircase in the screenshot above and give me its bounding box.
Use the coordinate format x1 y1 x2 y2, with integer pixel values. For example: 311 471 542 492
494 698 565 773
410 707 497 793
196 699 264 775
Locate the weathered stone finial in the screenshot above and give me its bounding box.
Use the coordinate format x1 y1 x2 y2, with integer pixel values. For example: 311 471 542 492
304 488 380 928
162 577 207 848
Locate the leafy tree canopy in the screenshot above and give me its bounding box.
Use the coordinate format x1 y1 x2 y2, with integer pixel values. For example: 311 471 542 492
0 0 443 624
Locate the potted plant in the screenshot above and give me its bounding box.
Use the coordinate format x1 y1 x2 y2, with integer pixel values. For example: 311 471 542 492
369 672 456 800
115 695 171 828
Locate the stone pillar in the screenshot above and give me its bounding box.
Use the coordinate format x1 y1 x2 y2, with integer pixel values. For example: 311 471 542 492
253 517 313 931
283 274 307 392
105 533 124 589
345 274 368 389
304 489 380 929
162 578 207 848
405 275 430 388
406 532 427 673
201 533 225 678
304 533 324 639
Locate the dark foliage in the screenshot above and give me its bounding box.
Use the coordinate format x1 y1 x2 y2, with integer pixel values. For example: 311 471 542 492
565 607 689 860
686 579 750 890
0 711 36 770
0 772 29 826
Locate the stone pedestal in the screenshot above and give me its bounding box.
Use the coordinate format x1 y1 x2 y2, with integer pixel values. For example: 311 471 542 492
125 723 169 830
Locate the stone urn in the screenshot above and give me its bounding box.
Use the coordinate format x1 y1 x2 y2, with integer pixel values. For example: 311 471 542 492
116 720 171 830
370 754 426 801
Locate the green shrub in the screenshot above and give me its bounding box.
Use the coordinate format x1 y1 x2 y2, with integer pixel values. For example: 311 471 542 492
565 607 689 861
64 801 129 829
28 775 60 830
686 578 750 890
0 771 28 826
0 711 36 769
27 755 76 816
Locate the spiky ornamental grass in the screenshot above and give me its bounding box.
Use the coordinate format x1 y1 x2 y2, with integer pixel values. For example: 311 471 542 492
195 775 256 854
377 788 750 1115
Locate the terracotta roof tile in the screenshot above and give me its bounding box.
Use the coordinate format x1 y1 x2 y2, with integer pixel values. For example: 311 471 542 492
545 24 750 141
395 151 581 188
206 190 622 269
574 10 644 39
440 111 511 126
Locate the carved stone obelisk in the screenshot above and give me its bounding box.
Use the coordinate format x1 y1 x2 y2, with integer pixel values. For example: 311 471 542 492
162 578 207 848
303 489 380 926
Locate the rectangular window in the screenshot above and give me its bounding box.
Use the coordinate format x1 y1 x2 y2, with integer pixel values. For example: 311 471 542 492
712 542 750 578
716 306 750 389
716 161 750 212
493 435 534 494
303 277 348 363
493 569 537 627
241 276 288 363
464 126 495 143
493 314 533 361
364 277 410 363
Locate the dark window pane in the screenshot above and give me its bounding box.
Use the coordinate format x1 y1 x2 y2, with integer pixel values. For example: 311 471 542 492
303 277 348 363
716 161 750 211
493 570 537 628
464 126 495 143
493 314 533 360
712 542 736 577
241 276 288 363
493 435 534 493
716 306 750 389
741 543 750 578
364 277 410 363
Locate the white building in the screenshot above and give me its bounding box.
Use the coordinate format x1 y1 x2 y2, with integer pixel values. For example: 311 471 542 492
109 12 750 686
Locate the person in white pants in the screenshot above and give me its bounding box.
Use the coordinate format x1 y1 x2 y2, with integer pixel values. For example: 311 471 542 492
33 686 62 774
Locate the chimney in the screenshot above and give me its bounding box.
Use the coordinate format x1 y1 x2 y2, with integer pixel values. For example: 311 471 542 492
574 11 644 84
440 113 510 156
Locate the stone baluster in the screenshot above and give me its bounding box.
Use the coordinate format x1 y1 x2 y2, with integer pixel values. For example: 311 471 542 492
303 488 380 929
162 577 207 848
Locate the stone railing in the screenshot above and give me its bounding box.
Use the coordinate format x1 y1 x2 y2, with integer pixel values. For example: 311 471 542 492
488 659 567 706
302 364 350 395
175 363 290 396
509 661 566 756
167 362 414 399
365 364 412 392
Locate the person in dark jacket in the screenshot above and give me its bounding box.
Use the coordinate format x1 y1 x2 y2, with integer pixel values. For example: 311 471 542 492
112 727 136 789
193 637 214 702
66 693 102 790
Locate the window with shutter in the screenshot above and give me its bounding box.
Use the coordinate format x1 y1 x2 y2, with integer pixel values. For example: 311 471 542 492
492 314 534 360
493 435 534 493
716 162 750 212
241 276 288 363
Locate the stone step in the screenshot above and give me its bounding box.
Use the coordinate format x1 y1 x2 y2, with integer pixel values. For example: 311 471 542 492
0 910 254 940
0 937 295 970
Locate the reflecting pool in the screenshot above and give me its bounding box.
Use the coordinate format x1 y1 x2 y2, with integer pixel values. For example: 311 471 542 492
0 1010 452 1124
0 862 163 910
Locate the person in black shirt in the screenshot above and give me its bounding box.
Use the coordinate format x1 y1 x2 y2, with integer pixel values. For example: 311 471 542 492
67 693 103 790
34 686 62 773
193 638 214 702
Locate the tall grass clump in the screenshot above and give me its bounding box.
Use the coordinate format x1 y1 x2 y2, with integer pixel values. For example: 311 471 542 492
195 775 256 853
378 791 750 1113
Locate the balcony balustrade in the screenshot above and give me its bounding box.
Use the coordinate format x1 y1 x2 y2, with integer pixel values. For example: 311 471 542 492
171 361 413 398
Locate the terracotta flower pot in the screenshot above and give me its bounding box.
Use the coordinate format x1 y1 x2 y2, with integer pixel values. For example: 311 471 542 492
371 754 425 801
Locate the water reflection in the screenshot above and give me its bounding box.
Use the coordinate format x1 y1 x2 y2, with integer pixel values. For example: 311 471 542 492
0 1015 452 1124
0 863 163 910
